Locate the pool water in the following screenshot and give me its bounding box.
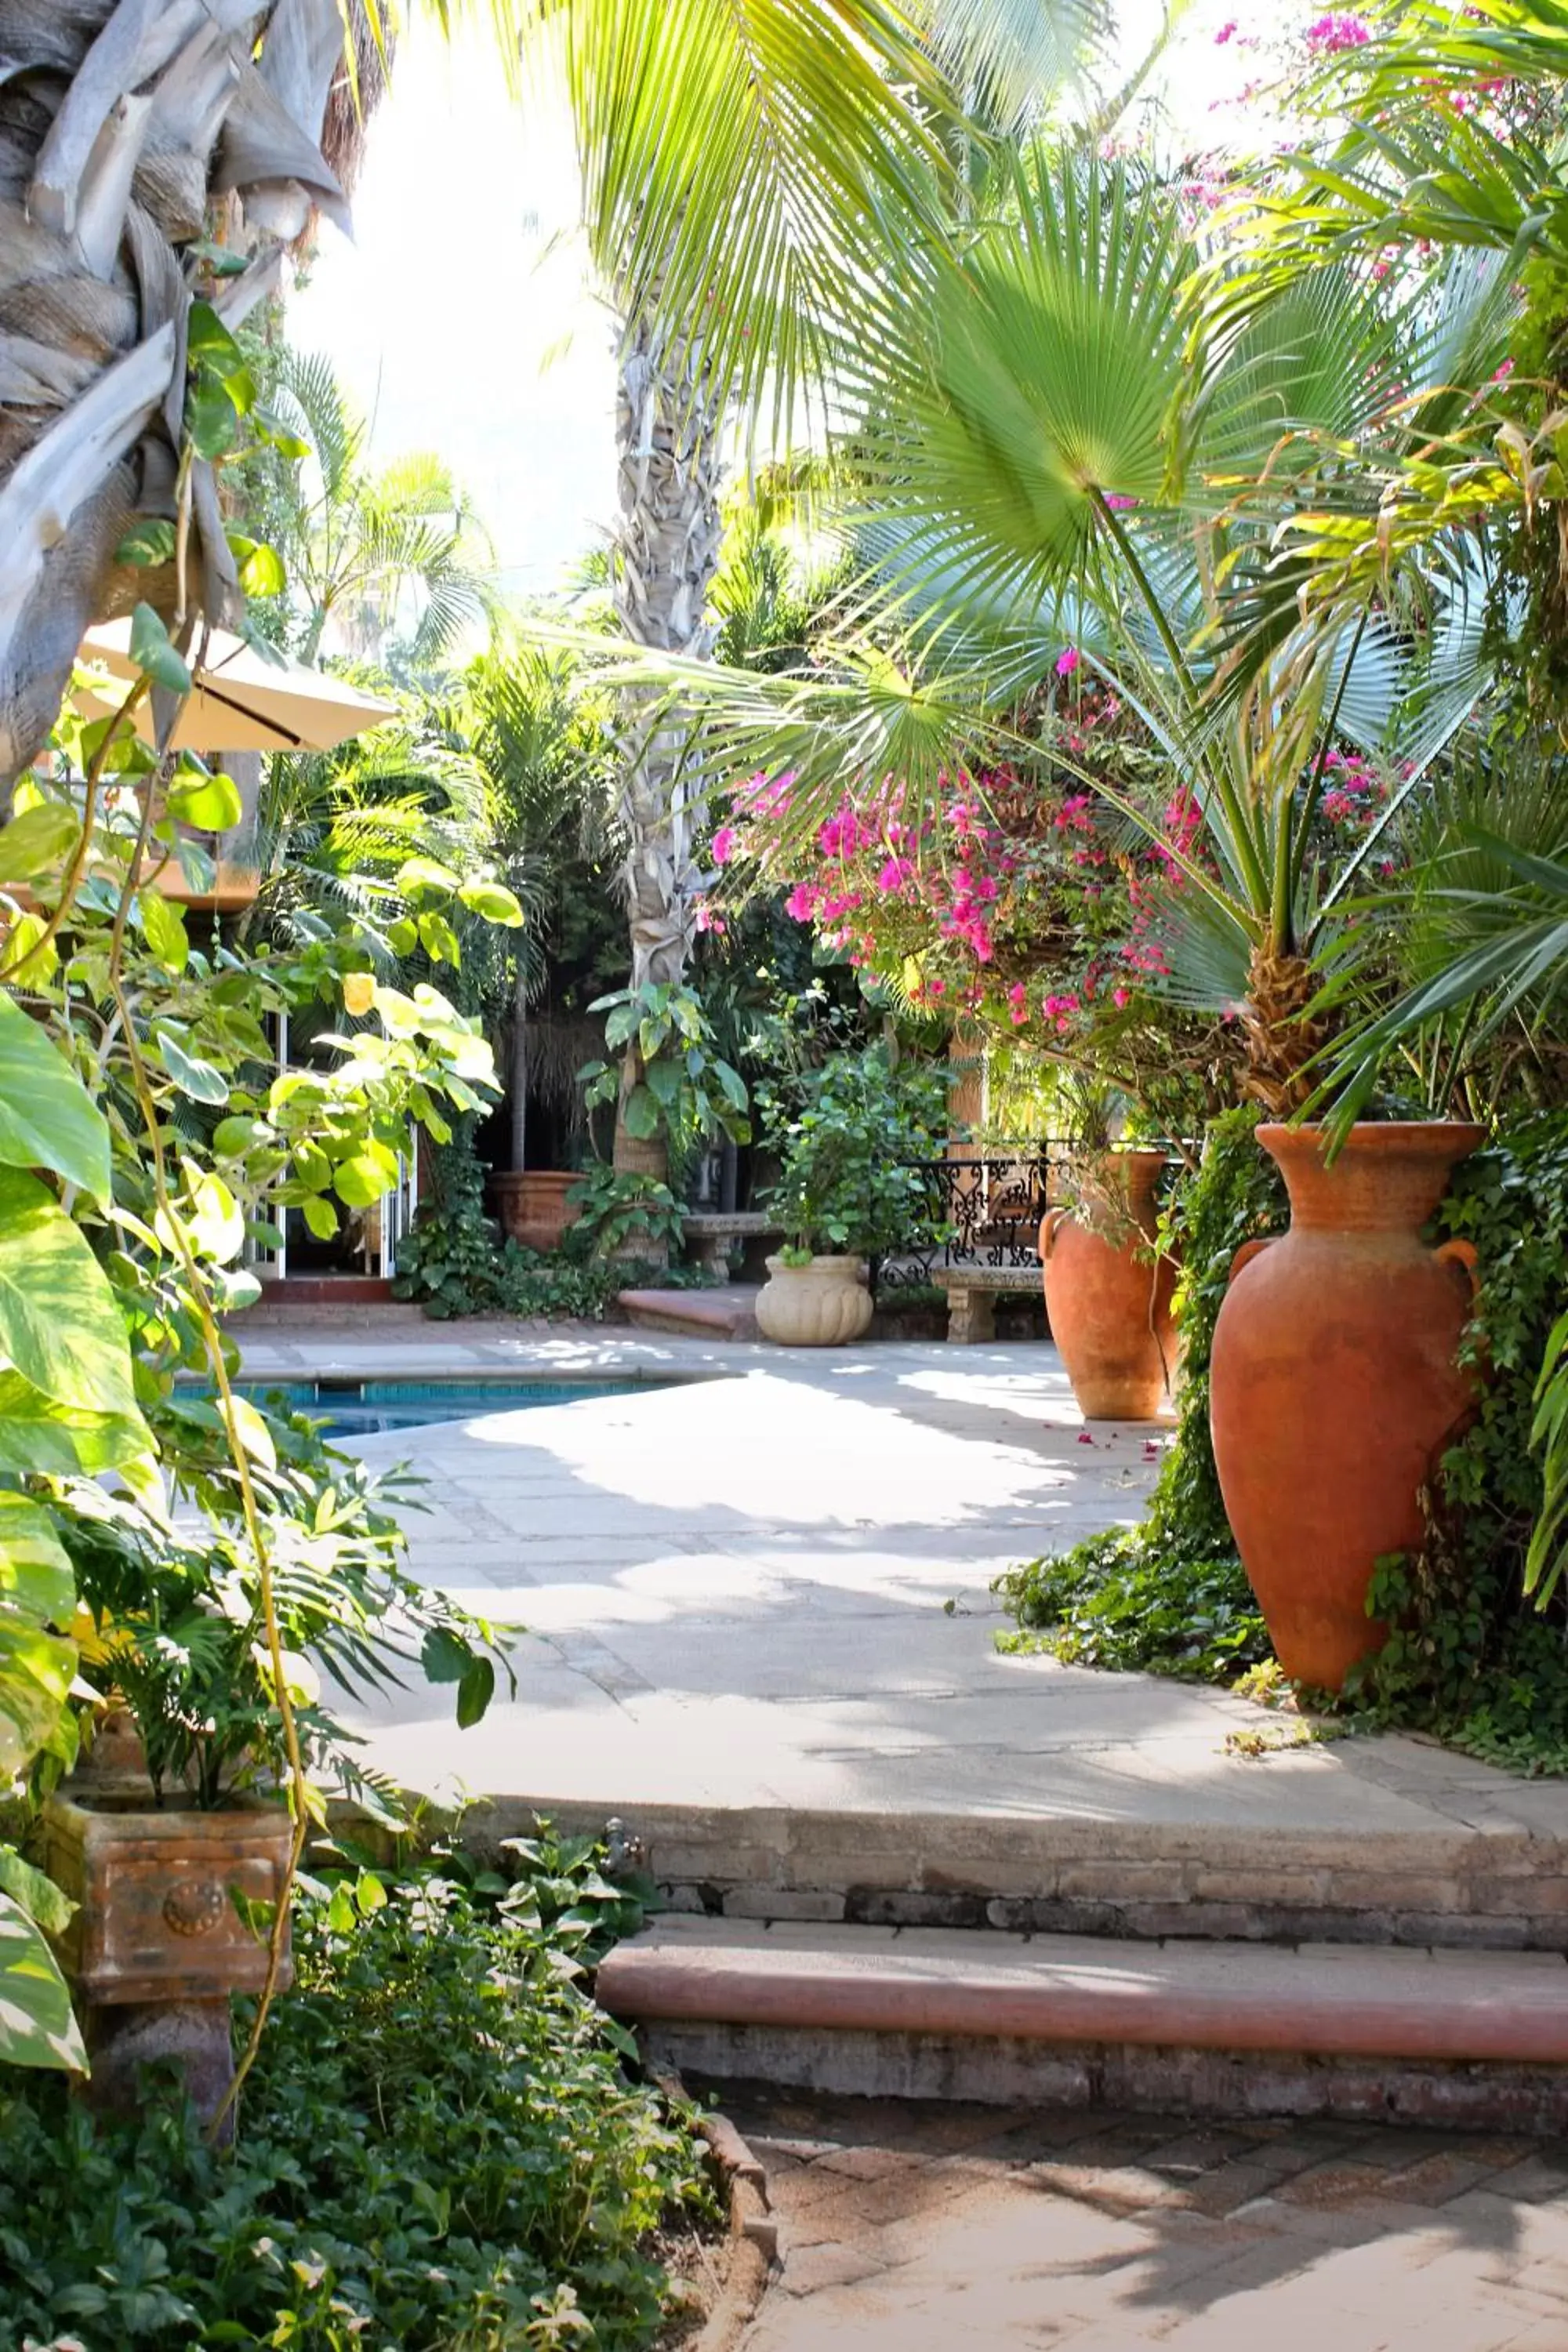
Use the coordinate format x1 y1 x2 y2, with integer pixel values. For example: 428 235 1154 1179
234 1377 668 1439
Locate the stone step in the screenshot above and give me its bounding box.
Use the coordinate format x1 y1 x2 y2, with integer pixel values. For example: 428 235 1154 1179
469 1795 1568 1956
600 1918 1568 2132
618 1285 760 1341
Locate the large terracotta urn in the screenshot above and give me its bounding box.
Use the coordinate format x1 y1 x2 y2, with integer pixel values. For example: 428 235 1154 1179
755 1254 874 1347
492 1170 580 1254
1040 1150 1177 1420
1210 1122 1483 1692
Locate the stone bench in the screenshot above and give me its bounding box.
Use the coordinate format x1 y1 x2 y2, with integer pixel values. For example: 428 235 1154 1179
935 1261 1042 1344
683 1210 784 1279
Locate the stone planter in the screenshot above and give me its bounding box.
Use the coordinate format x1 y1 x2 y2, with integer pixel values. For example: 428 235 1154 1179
755 1254 874 1348
43 1790 293 2128
1039 1150 1177 1420
1210 1121 1483 1692
492 1170 580 1254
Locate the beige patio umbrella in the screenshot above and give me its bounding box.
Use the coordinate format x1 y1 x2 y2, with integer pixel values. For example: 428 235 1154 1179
76 620 398 753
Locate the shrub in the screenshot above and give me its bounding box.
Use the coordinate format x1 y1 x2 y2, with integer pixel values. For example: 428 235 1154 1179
757 1044 950 1259
995 1106 1281 1679
0 1835 715 2350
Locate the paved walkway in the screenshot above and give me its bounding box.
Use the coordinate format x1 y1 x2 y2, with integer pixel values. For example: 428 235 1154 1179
726 2089 1568 2350
234 1321 1561 1846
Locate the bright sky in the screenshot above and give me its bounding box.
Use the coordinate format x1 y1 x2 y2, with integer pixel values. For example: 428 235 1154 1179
291 0 1296 599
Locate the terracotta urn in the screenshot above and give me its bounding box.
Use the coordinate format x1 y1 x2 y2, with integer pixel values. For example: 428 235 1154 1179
755 1254 874 1347
1039 1150 1177 1420
43 1788 293 2129
1209 1122 1483 1692
492 1170 580 1254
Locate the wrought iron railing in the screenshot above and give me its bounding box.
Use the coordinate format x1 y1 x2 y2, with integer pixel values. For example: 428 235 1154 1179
877 1148 1064 1290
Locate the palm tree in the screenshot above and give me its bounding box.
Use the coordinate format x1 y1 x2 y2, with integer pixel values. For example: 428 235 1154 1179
568 144 1506 1111
256 350 499 666
541 0 1112 1171
0 0 355 793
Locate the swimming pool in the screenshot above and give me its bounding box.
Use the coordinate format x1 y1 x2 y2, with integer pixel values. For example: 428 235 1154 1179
231 1377 674 1439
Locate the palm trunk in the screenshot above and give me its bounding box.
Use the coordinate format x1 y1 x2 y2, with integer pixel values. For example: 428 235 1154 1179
1242 946 1330 1119
610 303 724 1184
0 0 354 792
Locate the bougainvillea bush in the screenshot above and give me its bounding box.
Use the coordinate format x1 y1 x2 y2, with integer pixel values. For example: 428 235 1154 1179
716 669 1230 1133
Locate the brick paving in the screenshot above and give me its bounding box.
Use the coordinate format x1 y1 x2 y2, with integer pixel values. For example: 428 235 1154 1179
725 2089 1568 2350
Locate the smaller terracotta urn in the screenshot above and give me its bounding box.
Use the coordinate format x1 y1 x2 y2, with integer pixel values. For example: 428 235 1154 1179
1210 1121 1483 1692
1040 1149 1177 1420
492 1169 581 1254
755 1254 874 1347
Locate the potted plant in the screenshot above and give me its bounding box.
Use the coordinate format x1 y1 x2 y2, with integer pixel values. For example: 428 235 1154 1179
1029 1082 1174 1419
492 1168 582 1253
754 1047 949 1347
41 1414 511 2129
1209 1121 1483 1692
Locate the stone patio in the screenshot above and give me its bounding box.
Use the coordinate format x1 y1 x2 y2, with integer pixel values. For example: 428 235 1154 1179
235 1320 1568 1942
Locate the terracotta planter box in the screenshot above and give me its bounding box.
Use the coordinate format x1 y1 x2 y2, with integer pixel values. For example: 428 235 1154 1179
43 1792 293 2008
492 1170 581 1254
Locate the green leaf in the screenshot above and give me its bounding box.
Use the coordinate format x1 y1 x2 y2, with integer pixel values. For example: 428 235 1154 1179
396 857 459 898
186 300 245 379
302 1196 338 1242
327 1883 357 1935
5 913 57 987
0 1370 149 1475
232 536 286 598
354 1869 387 1915
153 1029 230 1105
419 1628 471 1685
0 1613 74 1777
129 603 191 696
0 803 79 883
165 768 243 833
416 910 461 967
0 1846 73 1939
457 880 524 926
0 1492 74 1627
137 891 189 975
0 1167 138 1416
334 1148 397 1210
0 1889 85 2073
623 1085 660 1140
0 996 111 1200
219 1392 276 1471
456 1654 495 1730
114 518 177 569
186 383 241 461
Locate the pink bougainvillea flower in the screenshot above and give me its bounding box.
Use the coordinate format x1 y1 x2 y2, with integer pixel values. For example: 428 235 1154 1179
1305 12 1370 51
1055 646 1081 677
1076 1431 1094 1446
710 824 737 866
1214 16 1236 39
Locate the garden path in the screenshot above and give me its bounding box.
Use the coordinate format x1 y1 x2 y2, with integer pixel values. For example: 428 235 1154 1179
235 1320 1560 1856
723 2087 1568 2351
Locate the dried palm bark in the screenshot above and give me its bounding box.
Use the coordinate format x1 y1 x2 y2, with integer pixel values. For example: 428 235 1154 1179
0 0 354 791
610 303 724 1178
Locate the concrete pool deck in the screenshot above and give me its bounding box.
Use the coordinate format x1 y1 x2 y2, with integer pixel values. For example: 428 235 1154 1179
236 1319 1568 1938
